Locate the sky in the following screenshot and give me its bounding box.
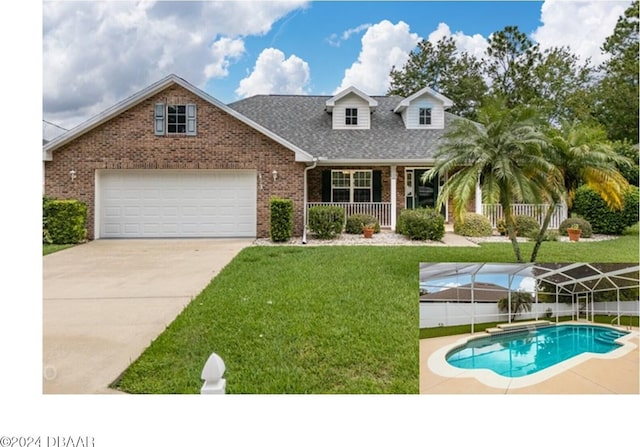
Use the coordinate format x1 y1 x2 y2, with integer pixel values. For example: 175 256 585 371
421 272 537 294
42 0 633 139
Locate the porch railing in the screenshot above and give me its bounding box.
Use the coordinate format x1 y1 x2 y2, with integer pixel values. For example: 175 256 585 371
307 202 392 227
482 203 568 230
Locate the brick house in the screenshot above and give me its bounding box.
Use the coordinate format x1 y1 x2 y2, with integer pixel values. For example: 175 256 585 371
43 74 474 240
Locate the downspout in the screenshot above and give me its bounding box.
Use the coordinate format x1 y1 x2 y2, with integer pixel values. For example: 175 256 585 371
302 158 318 244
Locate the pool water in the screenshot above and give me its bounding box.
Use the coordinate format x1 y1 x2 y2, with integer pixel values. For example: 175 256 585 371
446 325 629 378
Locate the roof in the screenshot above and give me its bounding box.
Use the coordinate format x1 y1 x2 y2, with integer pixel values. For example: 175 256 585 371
420 282 512 303
43 74 314 163
393 86 453 113
228 94 460 164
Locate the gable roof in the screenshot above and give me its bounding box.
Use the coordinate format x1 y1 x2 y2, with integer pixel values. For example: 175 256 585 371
325 86 378 112
43 74 314 162
229 94 461 164
393 86 454 113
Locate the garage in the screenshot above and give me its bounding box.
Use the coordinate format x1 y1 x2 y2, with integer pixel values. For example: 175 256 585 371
97 170 257 238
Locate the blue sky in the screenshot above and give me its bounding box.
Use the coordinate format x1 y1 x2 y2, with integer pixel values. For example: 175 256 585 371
42 0 632 138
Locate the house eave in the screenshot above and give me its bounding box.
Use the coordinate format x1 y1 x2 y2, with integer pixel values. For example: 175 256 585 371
316 158 437 166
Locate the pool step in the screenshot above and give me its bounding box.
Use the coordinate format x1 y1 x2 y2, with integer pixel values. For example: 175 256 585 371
486 320 552 334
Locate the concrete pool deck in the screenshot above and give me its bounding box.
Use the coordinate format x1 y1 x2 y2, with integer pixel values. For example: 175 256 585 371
420 324 640 394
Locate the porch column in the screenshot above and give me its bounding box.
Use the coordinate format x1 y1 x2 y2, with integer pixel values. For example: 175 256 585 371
475 180 482 214
390 165 397 230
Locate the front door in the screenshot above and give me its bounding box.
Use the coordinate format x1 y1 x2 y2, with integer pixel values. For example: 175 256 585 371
406 168 439 210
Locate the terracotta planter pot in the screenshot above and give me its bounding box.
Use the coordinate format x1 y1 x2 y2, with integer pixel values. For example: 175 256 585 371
567 228 582 242
363 227 374 238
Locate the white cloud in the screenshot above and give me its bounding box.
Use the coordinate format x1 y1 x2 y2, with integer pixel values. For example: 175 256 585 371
518 277 536 294
236 48 311 97
205 38 246 78
42 0 308 129
335 20 420 94
427 22 489 60
532 0 631 65
327 23 372 47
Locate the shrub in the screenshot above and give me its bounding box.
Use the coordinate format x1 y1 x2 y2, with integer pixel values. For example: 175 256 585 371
269 197 294 242
497 215 540 236
558 217 592 238
396 208 445 241
453 213 492 237
43 199 87 244
345 214 380 234
308 206 345 239
573 185 639 234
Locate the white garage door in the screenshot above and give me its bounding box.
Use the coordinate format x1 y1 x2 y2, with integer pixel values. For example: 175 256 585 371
98 170 257 238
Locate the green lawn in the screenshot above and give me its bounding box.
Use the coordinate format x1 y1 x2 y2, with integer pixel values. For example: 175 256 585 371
43 244 74 255
113 227 638 394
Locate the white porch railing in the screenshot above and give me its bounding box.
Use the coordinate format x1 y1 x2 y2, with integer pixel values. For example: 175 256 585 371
307 202 392 227
482 203 568 230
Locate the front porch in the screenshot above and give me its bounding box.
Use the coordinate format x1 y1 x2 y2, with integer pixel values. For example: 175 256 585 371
304 165 568 231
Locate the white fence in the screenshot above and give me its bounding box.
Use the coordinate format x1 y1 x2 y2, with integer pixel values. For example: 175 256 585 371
307 202 392 227
420 301 639 329
482 203 568 230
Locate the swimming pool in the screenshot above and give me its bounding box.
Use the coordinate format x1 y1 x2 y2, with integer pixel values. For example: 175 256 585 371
445 324 629 378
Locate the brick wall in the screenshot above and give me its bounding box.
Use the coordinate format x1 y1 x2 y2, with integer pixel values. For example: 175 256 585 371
43 84 306 239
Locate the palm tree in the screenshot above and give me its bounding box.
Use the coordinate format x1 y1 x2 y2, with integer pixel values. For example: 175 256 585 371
424 97 557 262
529 121 632 261
498 291 533 322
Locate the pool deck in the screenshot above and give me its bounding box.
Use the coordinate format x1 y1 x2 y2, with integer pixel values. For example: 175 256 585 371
420 324 640 394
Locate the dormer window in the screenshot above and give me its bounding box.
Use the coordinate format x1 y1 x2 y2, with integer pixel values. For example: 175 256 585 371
155 103 197 136
419 107 432 125
345 108 358 126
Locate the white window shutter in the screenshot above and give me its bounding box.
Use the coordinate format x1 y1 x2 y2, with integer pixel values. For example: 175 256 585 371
186 103 197 135
154 103 165 135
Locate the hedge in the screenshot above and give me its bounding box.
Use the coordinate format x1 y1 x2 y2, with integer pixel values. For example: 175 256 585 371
453 213 492 237
396 208 445 241
573 185 639 235
43 198 88 244
269 197 294 242
308 206 345 239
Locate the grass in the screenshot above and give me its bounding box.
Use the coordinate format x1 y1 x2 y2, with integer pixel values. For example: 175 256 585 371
114 226 638 394
43 244 74 255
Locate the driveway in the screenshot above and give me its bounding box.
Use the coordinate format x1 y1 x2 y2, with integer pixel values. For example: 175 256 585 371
43 239 252 394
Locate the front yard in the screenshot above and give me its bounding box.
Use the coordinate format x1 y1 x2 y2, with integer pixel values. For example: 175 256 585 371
113 226 639 394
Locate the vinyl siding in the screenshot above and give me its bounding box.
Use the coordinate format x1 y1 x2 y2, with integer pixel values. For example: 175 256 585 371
331 94 372 129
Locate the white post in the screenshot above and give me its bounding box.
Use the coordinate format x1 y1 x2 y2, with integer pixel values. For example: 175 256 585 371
390 165 397 231
201 352 226 394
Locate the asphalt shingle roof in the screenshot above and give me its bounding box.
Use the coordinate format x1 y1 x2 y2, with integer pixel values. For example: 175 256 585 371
228 95 459 162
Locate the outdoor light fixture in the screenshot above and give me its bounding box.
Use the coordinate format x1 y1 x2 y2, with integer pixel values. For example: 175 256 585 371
272 170 278 181
69 169 77 181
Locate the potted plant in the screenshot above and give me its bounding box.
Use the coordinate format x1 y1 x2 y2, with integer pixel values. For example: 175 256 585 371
567 224 582 242
363 223 375 238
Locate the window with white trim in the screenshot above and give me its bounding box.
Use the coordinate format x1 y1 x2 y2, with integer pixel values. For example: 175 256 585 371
345 108 358 126
331 170 372 202
419 107 432 125
155 103 197 135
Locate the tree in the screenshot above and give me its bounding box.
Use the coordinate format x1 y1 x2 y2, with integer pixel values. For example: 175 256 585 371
498 291 533 322
484 26 539 108
546 122 631 211
388 36 487 119
529 121 632 261
484 26 595 124
594 1 639 143
424 97 556 262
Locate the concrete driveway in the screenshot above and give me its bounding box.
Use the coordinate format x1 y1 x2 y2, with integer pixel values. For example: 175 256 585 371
43 239 252 394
